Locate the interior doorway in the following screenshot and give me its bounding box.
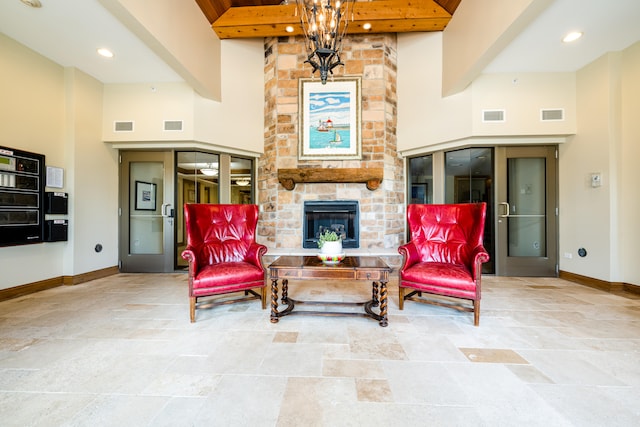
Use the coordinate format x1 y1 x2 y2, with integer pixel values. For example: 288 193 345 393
495 146 558 276
119 151 175 273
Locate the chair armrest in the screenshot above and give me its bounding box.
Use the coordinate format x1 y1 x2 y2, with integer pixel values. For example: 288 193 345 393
181 247 199 277
398 241 421 272
245 243 268 269
470 245 490 280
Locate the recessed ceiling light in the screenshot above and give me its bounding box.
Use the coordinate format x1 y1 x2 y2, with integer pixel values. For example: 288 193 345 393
562 31 583 43
363 23 372 31
97 48 114 58
285 25 295 33
19 0 42 8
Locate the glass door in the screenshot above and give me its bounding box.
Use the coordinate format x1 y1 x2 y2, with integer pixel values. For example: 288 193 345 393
119 151 174 272
496 146 557 276
444 147 494 273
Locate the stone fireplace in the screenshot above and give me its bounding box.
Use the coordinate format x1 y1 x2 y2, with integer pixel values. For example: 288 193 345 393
258 34 404 267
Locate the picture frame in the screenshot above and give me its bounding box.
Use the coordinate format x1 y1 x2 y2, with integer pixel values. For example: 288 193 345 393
135 181 156 211
411 183 428 204
299 77 361 160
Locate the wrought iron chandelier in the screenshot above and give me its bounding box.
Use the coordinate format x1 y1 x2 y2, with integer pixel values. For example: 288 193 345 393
296 0 354 84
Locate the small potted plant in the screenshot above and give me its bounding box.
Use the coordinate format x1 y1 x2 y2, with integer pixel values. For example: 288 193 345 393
317 229 343 255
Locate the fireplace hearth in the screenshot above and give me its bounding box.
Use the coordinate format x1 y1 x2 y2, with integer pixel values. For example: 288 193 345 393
303 201 359 249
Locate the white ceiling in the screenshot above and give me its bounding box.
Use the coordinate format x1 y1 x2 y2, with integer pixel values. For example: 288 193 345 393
1 0 639 85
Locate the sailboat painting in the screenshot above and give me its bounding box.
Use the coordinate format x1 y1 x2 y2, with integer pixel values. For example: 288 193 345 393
299 77 361 160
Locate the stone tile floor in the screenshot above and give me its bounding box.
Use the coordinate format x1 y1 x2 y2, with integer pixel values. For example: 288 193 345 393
0 273 639 426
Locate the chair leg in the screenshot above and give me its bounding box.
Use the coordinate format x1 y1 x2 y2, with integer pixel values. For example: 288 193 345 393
473 299 480 326
398 286 405 310
261 287 267 309
190 297 196 323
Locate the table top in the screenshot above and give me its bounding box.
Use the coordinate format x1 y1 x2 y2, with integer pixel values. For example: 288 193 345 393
268 255 391 271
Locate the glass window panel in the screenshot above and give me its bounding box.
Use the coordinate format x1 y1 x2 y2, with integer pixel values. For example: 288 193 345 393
129 161 163 255
231 156 253 204
507 157 546 257
408 155 432 204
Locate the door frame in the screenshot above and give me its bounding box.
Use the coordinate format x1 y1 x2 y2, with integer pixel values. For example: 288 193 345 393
495 145 558 276
119 150 175 273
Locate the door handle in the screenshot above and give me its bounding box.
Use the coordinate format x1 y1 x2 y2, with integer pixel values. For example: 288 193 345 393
161 203 174 218
499 202 510 217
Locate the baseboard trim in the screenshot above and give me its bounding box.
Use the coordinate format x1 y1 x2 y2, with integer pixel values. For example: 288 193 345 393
559 270 639 296
0 266 119 303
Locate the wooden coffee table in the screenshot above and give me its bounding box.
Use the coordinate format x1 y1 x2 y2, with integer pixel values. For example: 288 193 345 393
268 255 391 327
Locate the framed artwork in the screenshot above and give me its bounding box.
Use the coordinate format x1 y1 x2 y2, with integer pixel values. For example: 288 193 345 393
299 77 361 160
135 181 156 211
411 183 428 204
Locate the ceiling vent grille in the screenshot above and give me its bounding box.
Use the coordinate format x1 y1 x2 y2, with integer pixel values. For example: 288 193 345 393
114 121 134 132
482 110 505 122
541 109 564 121
164 120 183 131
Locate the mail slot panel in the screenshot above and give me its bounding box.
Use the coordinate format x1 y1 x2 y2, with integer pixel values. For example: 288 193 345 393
0 191 39 208
0 146 45 247
0 210 39 226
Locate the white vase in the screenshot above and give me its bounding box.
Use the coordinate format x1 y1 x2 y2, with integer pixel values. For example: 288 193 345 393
320 240 343 255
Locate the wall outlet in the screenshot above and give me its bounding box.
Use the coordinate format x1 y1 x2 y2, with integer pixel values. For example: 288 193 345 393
564 252 572 259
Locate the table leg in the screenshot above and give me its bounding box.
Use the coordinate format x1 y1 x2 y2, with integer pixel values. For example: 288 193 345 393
379 281 388 327
282 279 289 304
371 281 379 307
270 278 279 323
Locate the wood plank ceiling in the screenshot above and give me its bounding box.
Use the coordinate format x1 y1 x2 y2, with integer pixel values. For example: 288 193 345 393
195 0 461 39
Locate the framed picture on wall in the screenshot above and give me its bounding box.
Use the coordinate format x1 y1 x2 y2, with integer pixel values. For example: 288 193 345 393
135 181 156 211
299 77 361 160
411 183 428 204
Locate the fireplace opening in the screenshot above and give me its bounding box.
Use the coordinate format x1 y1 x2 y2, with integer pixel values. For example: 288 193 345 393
303 200 359 249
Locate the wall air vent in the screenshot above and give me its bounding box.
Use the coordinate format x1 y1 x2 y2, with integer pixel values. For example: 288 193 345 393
482 109 505 122
541 109 564 121
163 120 183 131
114 121 134 132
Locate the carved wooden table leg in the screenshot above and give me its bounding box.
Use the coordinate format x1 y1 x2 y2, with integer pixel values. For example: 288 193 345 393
371 281 379 307
282 278 289 304
379 281 388 327
270 278 279 323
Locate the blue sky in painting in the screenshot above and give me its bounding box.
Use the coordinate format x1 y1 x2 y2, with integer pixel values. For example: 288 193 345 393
308 91 350 126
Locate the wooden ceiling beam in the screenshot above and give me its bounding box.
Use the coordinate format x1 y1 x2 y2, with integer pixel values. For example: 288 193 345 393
196 0 233 24
212 0 452 40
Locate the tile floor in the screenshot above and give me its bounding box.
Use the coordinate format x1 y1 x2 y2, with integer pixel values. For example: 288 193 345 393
1 273 639 426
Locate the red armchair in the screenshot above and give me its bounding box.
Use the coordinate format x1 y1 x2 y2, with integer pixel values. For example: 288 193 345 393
181 204 267 322
397 203 490 326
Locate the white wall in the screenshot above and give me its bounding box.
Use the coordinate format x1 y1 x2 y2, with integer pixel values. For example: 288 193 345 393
65 69 119 276
397 33 576 154
0 33 118 290
471 72 576 136
397 32 471 153
99 0 221 101
102 39 264 156
442 0 552 96
620 42 640 285
559 41 640 284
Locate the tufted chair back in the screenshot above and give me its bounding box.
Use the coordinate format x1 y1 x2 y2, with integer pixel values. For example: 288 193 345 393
406 203 486 268
398 203 489 326
181 204 267 322
184 204 259 270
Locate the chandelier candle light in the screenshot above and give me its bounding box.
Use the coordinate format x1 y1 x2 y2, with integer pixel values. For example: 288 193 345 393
296 0 354 84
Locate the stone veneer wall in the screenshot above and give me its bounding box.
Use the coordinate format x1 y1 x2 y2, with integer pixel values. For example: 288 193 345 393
259 34 404 265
